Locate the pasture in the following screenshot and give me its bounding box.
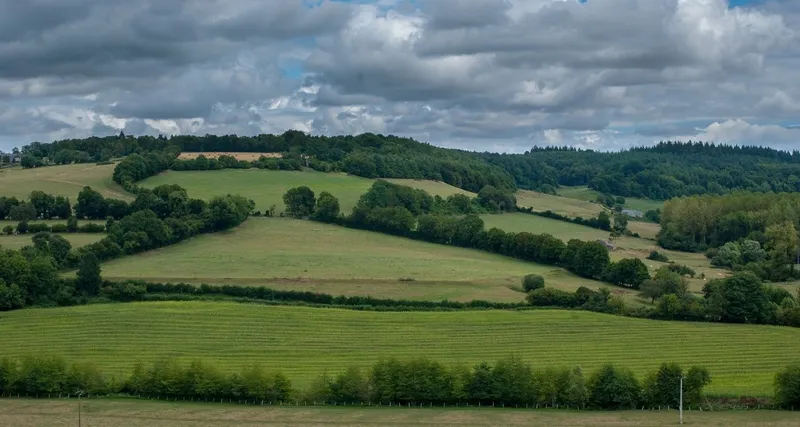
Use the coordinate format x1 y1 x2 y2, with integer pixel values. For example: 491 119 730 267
0 163 129 201
1 301 798 395
0 233 104 250
96 218 599 302
140 169 470 214
516 190 606 219
2 400 798 427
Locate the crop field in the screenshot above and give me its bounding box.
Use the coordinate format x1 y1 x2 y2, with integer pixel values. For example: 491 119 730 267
481 213 720 296
2 400 799 427
2 302 798 395
140 170 470 214
96 218 599 302
516 190 606 219
557 185 664 213
0 163 130 201
0 233 104 250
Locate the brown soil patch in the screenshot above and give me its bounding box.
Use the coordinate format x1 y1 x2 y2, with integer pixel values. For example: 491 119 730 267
177 152 283 161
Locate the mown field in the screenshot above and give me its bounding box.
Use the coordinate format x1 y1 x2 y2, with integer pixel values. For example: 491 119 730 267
1 302 798 395
140 169 471 214
557 185 664 213
0 233 104 250
96 217 598 302
481 213 722 297
0 163 130 201
516 190 606 219
2 400 798 427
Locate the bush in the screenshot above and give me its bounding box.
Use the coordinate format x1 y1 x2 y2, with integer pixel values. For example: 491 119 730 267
526 288 578 307
667 264 696 278
27 223 50 233
16 220 29 234
50 223 68 233
775 364 800 408
3 225 13 235
646 250 669 262
78 223 107 233
522 274 545 292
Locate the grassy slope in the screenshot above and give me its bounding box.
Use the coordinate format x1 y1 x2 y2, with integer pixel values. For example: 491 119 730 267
516 190 606 219
2 400 799 427
97 218 598 302
139 170 471 214
481 213 720 298
557 186 664 213
0 164 130 201
0 233 104 250
1 301 797 395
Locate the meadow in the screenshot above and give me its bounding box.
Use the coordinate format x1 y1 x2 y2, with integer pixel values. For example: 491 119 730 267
515 190 606 219
140 169 471 214
1 301 798 395
0 164 130 201
96 217 599 302
2 400 799 427
557 185 664 213
0 233 104 250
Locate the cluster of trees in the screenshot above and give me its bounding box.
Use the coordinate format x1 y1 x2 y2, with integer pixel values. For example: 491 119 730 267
484 142 800 199
659 192 800 281
172 154 303 172
3 221 105 236
0 355 717 410
0 184 253 311
112 151 176 190
0 193 71 220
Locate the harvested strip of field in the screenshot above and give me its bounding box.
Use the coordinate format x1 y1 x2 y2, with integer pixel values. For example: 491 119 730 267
1 301 797 395
0 163 129 201
0 233 104 250
1 399 798 427
177 152 283 160
96 218 599 302
516 189 606 219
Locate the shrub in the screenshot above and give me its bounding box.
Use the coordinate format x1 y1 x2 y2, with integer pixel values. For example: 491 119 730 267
526 288 578 307
78 223 106 233
16 220 29 234
3 225 13 235
775 364 800 408
27 223 50 233
667 263 696 278
646 251 669 262
50 223 68 233
522 274 545 292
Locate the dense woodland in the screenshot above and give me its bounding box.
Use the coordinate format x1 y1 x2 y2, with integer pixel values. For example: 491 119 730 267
17 132 800 199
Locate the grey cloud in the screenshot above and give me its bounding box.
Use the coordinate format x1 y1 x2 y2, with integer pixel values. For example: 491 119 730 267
420 0 511 30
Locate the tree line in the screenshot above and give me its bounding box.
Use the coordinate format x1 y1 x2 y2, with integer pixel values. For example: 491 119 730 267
22 132 800 200
0 354 739 410
658 192 800 282
0 184 253 311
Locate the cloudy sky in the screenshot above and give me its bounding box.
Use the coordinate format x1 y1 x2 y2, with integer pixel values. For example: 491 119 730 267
0 0 798 153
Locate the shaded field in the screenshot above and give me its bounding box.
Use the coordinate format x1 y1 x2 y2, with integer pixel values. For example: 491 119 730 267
481 213 721 298
0 163 130 201
0 233 104 250
1 302 798 395
557 186 664 213
2 400 799 427
140 170 470 214
97 218 599 302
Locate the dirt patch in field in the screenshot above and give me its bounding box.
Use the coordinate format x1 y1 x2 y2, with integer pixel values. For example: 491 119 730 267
178 152 283 161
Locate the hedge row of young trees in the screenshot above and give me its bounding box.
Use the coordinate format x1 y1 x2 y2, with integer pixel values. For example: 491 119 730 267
0 355 725 410
0 184 253 312
2 220 105 236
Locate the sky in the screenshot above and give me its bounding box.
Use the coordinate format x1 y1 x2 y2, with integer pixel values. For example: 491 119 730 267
0 0 798 153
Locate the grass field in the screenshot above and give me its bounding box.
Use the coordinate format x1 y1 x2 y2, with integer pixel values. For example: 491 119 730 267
140 170 471 214
96 218 599 302
481 213 721 298
0 164 130 201
516 190 606 219
1 302 798 395
557 186 664 213
2 400 798 427
0 233 104 250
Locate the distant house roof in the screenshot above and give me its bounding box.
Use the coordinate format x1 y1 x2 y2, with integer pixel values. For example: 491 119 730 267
622 209 644 217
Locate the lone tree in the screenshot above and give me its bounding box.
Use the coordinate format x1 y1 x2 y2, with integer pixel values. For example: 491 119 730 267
76 252 102 296
522 274 545 292
283 186 316 218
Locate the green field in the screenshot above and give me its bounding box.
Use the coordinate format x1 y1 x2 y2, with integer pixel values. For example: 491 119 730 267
0 163 129 201
0 233 104 250
516 190 606 219
1 301 798 395
557 186 664 213
96 217 598 302
481 213 720 297
140 170 471 214
2 400 798 427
